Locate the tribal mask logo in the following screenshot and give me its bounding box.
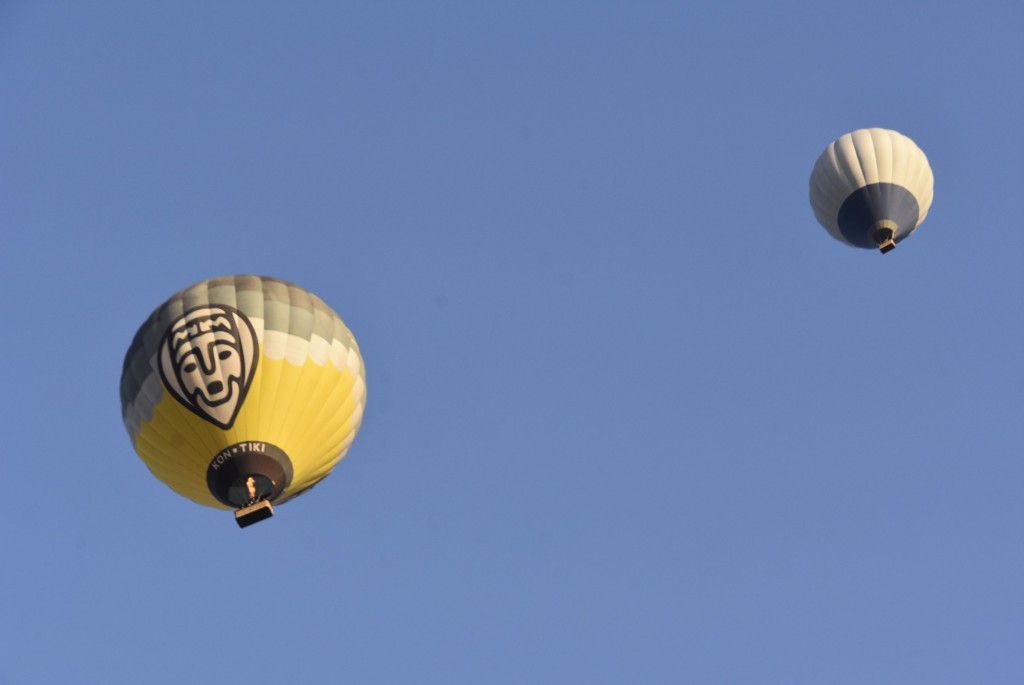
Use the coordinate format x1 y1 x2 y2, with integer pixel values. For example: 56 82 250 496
159 306 259 430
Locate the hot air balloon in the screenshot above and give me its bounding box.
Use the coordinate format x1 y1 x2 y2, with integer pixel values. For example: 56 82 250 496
120 275 366 527
809 128 934 253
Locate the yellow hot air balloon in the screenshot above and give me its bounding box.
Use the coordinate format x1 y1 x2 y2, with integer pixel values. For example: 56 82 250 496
809 128 934 253
120 275 366 527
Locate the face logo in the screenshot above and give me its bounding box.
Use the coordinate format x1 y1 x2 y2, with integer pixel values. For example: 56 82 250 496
159 306 258 430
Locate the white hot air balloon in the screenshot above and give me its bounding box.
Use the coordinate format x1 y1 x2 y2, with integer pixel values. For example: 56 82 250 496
809 128 934 253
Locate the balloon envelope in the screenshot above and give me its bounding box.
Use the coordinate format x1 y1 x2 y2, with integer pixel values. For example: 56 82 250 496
120 275 366 519
809 128 934 252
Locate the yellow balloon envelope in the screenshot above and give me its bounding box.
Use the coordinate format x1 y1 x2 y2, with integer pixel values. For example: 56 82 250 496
120 275 366 526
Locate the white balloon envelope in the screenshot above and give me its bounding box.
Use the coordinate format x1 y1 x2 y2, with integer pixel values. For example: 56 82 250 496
809 128 934 253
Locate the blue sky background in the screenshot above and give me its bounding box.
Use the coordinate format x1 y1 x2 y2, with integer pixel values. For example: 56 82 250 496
1 2 1021 683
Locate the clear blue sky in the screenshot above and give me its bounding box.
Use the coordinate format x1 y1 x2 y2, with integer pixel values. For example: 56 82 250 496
1 2 1021 683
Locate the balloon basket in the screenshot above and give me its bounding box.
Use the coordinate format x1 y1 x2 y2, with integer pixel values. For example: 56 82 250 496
872 226 897 254
235 500 274 528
